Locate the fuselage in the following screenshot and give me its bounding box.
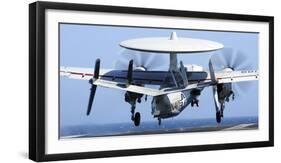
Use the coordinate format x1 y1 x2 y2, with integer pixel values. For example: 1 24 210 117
151 87 204 119
151 70 207 119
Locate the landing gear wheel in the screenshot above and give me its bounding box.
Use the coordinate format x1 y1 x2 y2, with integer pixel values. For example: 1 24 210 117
216 111 221 123
134 112 141 126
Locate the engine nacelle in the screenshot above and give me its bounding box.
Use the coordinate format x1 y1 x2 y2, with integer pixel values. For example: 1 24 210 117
124 91 143 104
217 83 234 103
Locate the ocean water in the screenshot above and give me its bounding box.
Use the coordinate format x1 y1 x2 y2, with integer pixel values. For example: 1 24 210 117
60 116 258 138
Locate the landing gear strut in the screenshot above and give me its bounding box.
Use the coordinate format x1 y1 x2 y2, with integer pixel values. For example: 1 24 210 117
158 118 162 126
125 91 143 126
130 105 136 121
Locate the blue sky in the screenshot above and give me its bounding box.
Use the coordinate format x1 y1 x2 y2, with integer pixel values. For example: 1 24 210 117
60 23 259 127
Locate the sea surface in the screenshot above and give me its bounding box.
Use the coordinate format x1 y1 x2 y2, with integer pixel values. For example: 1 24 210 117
60 116 258 138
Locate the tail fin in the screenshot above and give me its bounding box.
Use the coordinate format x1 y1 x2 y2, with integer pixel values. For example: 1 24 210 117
179 61 188 86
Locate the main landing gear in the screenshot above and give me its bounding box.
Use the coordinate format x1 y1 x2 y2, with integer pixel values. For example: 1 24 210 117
158 117 162 126
130 105 141 126
125 91 143 126
191 99 199 107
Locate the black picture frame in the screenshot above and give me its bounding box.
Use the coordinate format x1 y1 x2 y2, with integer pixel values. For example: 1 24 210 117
29 1 274 162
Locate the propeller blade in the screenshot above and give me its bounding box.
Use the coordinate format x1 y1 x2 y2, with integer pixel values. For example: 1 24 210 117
127 60 134 84
221 48 233 68
115 59 129 70
210 54 226 70
115 50 167 71
237 63 254 70
231 84 240 99
137 52 151 67
145 54 167 70
87 84 97 115
94 59 100 78
210 48 252 71
234 81 253 94
231 51 247 70
231 81 253 100
210 48 256 101
86 59 100 116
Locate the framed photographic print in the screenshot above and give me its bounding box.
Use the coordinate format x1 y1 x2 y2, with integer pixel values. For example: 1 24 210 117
29 1 274 162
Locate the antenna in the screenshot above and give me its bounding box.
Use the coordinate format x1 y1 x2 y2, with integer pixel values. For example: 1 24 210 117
119 32 224 71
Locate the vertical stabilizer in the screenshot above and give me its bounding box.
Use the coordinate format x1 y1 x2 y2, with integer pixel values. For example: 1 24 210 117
170 32 178 40
179 61 188 86
169 32 178 71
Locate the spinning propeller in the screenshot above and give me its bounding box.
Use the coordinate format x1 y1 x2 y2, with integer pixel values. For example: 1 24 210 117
209 48 256 123
210 48 254 95
114 49 167 71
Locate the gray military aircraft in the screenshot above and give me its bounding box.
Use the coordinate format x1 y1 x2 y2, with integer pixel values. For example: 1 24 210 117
60 32 259 126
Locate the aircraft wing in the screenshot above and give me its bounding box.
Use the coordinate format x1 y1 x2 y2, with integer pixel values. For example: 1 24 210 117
60 66 169 85
60 67 94 80
60 66 259 96
216 70 259 84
